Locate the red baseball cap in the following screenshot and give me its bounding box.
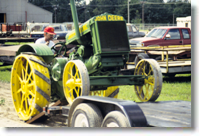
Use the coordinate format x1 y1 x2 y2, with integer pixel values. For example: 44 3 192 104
44 26 56 35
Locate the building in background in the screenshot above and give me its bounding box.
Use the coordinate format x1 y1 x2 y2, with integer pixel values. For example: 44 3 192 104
176 16 191 29
0 0 52 24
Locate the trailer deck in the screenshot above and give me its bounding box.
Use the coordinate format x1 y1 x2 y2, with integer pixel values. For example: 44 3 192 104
137 101 191 127
127 45 191 75
28 99 191 127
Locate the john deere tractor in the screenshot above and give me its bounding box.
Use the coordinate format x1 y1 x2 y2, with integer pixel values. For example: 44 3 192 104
10 0 162 121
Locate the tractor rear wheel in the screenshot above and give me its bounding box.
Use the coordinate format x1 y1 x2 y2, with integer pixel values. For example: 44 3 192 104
63 60 90 105
11 54 51 121
101 111 130 127
134 59 162 102
70 103 103 127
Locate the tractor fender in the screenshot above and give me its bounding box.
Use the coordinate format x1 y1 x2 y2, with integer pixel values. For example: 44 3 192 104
16 44 54 64
68 96 147 127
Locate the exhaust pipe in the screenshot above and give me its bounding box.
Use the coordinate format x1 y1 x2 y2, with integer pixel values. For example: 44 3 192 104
70 0 82 44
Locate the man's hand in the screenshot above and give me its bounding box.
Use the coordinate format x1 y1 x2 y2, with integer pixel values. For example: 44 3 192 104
45 41 50 45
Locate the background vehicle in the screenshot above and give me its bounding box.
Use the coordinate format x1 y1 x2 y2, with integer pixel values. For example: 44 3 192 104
30 24 68 40
129 27 191 47
127 23 145 39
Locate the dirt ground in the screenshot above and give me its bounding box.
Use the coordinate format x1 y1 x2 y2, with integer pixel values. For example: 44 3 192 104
0 81 67 127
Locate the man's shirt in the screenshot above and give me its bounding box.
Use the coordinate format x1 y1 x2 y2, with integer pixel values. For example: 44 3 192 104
35 37 55 53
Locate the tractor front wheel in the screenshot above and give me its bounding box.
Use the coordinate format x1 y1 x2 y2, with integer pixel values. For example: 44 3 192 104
63 60 90 105
134 59 162 102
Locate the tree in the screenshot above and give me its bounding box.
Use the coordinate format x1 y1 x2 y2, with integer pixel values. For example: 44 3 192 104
28 0 191 24
131 10 142 23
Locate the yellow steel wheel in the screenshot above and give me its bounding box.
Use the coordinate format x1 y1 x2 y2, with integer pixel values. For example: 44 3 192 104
11 54 51 121
63 60 90 105
134 59 162 102
90 86 119 98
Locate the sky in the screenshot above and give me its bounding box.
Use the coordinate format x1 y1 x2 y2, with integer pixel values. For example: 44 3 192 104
85 0 90 5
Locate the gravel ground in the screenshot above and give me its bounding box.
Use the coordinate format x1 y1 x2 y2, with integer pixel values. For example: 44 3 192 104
0 81 67 127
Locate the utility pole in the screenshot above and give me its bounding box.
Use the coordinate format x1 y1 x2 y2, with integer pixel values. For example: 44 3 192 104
142 2 144 24
53 5 58 23
127 0 130 23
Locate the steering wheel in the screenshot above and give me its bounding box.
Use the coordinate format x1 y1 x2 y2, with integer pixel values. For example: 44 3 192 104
51 42 67 57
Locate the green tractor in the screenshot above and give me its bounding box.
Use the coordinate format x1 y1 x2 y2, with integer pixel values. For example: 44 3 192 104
10 0 162 121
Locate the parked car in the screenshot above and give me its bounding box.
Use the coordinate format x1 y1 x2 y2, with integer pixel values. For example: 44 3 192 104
129 26 191 47
126 23 145 39
30 24 68 40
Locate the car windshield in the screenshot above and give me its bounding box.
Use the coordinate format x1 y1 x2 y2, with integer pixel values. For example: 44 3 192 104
146 29 167 38
132 25 138 32
31 25 44 32
126 25 138 32
126 26 132 32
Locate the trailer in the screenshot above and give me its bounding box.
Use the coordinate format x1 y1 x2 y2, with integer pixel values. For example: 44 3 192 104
25 96 191 127
127 45 191 76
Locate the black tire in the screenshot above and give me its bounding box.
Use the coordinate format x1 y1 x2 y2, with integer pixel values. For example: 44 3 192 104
101 111 130 127
134 53 149 67
70 103 103 127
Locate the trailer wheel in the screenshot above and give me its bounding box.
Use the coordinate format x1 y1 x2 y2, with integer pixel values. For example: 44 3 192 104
11 54 51 121
134 53 149 66
70 103 103 127
63 60 90 105
101 111 130 127
134 59 162 102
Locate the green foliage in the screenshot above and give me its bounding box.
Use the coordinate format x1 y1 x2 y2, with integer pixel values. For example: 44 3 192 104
131 10 142 23
28 0 191 24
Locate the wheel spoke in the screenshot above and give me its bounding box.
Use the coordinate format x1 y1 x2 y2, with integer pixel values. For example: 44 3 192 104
138 86 143 95
144 71 148 76
17 73 23 82
145 79 154 86
74 87 79 97
28 83 35 96
75 79 81 87
75 67 79 78
67 71 72 77
26 71 33 82
20 94 25 111
25 61 29 81
28 82 34 87
21 67 25 81
24 95 29 111
17 88 23 94
29 90 35 97
147 68 153 76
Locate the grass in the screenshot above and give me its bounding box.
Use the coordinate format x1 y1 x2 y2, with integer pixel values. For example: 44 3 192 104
3 42 34 45
0 62 12 83
0 61 191 102
118 74 191 102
